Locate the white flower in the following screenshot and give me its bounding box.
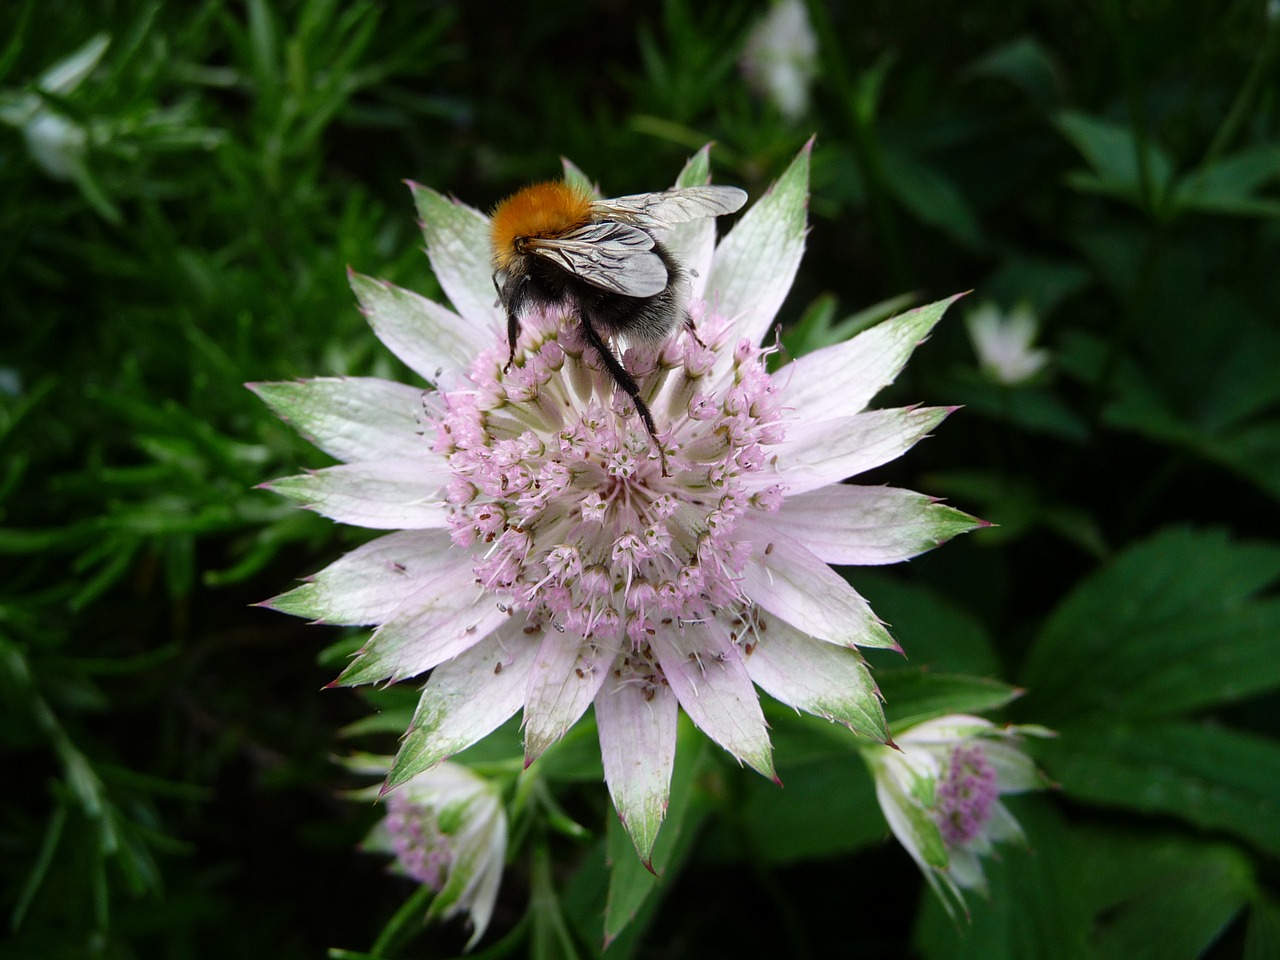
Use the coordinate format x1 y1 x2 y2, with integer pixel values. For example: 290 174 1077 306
965 302 1050 385
256 143 977 863
740 0 819 120
358 760 506 949
866 715 1051 916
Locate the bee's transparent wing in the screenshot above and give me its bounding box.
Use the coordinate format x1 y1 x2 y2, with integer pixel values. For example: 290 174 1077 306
591 185 747 228
527 221 668 297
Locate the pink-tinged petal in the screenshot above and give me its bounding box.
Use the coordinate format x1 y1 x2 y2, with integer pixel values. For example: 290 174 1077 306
737 522 898 650
596 663 678 864
778 295 963 418
652 622 775 780
522 630 613 765
265 459 449 529
666 145 718 302
775 484 983 565
763 406 954 496
249 377 430 464
740 612 889 743
408 184 504 333
337 572 511 685
267 529 456 625
349 271 485 384
386 625 537 789
705 139 809 351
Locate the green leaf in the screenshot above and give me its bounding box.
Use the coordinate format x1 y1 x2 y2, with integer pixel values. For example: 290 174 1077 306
1036 719 1280 857
1021 527 1280 723
966 36 1063 111
1057 111 1175 211
1174 145 1280 217
880 144 985 250
1245 897 1280 960
1077 831 1255 960
878 668 1023 728
855 571 1002 677
698 708 884 865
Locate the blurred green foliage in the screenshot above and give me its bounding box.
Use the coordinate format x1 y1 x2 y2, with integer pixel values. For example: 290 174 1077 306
3 0 1280 957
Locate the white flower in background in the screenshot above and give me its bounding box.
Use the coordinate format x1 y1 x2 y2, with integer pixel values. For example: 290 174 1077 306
866 714 1051 916
0 34 109 180
740 0 819 120
965 301 1049 385
256 142 978 863
358 760 506 949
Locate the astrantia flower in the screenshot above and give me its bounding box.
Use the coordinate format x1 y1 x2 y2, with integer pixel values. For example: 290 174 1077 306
255 143 978 861
355 759 506 948
965 301 1049 385
865 714 1051 916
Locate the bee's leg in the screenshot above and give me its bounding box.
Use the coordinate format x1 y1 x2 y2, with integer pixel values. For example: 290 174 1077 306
500 275 530 373
683 312 706 348
579 310 670 477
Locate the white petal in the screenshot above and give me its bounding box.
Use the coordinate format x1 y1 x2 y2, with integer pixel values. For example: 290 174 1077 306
387 625 537 788
522 630 612 765
705 140 809 349
409 184 504 333
267 529 456 625
665 146 718 302
775 484 982 565
265 459 449 529
765 406 953 496
741 612 889 742
250 377 431 464
349 271 485 384
737 521 897 650
652 621 775 779
777 295 962 418
596 663 678 864
337 571 511 685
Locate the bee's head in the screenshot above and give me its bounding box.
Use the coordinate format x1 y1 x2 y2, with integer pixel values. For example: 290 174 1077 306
490 181 593 271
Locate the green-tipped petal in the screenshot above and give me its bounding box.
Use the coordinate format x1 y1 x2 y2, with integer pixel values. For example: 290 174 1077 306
265 460 449 529
596 664 679 863
522 629 612 765
409 184 503 332
738 524 897 650
769 406 954 496
743 614 889 743
268 529 455 625
776 484 984 565
666 145 718 301
349 270 485 383
779 295 963 418
387 628 538 789
250 377 430 464
653 622 775 780
706 139 810 348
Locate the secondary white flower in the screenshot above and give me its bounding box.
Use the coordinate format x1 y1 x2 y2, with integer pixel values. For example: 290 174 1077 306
965 301 1049 385
256 143 976 862
866 715 1051 916
358 760 506 949
740 0 819 119
0 34 108 180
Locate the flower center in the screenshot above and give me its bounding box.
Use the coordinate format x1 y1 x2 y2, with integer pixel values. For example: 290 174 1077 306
934 744 998 847
435 304 785 651
384 792 453 889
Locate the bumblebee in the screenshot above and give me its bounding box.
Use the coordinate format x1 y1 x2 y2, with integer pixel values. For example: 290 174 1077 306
490 180 747 472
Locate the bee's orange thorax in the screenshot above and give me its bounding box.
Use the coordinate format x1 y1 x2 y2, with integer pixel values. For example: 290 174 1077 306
490 181 594 271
